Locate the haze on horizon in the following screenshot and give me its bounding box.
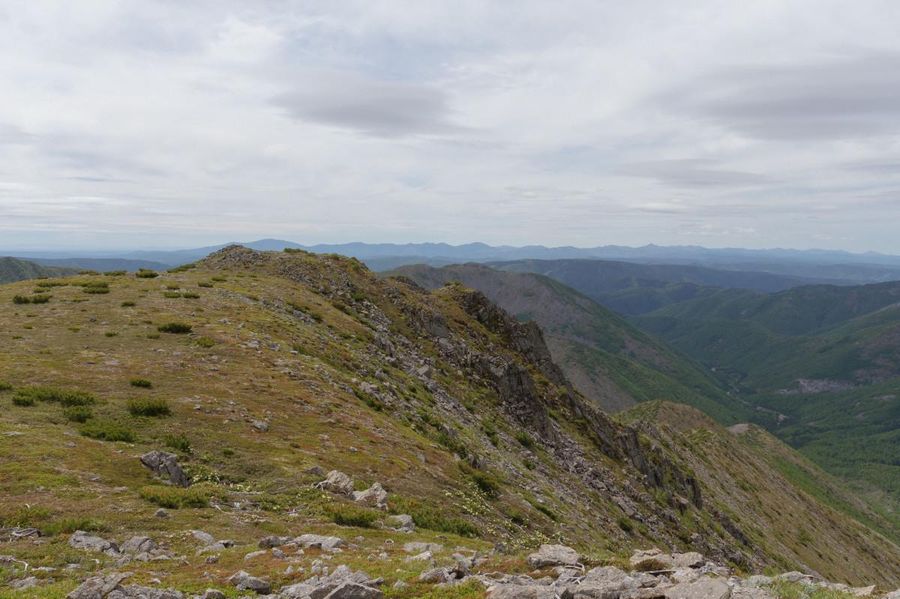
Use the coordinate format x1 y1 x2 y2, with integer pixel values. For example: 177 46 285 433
2 1 900 253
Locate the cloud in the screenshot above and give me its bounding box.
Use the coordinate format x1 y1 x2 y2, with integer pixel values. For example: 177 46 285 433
617 159 769 188
664 53 900 141
271 71 458 137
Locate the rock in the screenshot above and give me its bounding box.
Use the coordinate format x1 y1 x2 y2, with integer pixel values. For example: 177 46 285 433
154 509 169 519
664 577 731 599
630 549 675 572
419 567 451 584
108 586 183 598
487 585 558 599
227 570 271 595
278 565 382 599
570 566 640 599
405 551 433 562
191 530 216 545
849 586 876 597
244 550 267 561
403 542 442 554
775 572 818 585
252 420 269 432
10 576 39 589
385 514 415 533
321 581 383 598
69 530 119 555
120 536 157 555
316 470 355 496
67 572 131 599
732 588 775 599
672 552 705 569
259 535 291 549
743 576 772 588
526 544 580 568
140 451 191 488
200 591 226 599
295 534 346 550
352 483 388 509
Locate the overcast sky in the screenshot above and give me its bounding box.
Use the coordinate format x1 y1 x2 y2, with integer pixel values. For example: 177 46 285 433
3 1 900 252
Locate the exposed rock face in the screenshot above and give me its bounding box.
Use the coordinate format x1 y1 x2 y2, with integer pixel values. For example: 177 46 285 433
140 451 190 488
316 470 355 496
526 544 581 568
295 534 345 550
352 482 388 509
69 531 119 555
664 577 732 599
227 570 271 595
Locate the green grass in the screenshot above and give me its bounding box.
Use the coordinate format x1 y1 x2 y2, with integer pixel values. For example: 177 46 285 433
164 433 192 454
136 269 159 278
13 294 51 304
326 503 381 528
80 420 137 442
139 485 210 509
127 398 171 417
129 378 153 388
63 406 93 422
13 386 97 407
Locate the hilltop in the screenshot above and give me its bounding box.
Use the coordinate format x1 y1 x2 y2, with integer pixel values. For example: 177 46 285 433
0 246 898 597
0 257 77 284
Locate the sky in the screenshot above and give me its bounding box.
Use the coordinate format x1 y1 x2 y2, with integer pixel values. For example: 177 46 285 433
2 1 900 252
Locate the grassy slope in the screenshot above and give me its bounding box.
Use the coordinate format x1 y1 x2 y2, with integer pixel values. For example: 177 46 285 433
0 249 898 595
0 257 77 283
390 264 743 421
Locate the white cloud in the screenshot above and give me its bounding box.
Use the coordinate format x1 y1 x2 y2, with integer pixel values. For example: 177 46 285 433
1 1 900 251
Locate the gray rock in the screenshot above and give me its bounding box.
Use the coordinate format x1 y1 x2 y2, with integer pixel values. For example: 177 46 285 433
418 567 451 584
252 420 269 432
385 514 415 533
743 576 772 588
244 550 267 561
227 570 271 595
120 536 157 555
664 577 731 599
10 576 39 589
140 451 190 488
154 509 169 519
67 572 131 599
672 553 705 569
526 544 580 568
316 471 354 496
259 535 291 549
351 483 388 509
200 591 226 599
108 586 184 599
321 581 383 598
295 534 346 550
403 542 442 554
69 530 119 555
732 587 775 599
191 530 216 545
487 584 557 598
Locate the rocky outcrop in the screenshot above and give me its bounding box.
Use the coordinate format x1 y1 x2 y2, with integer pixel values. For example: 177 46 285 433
140 451 190 488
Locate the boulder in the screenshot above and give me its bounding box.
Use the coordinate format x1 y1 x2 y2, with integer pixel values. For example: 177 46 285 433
672 552 705 569
259 535 292 548
69 530 119 555
386 514 415 533
120 536 157 555
67 572 132 599
108 586 183 599
526 544 580 568
487 585 558 599
295 534 346 550
316 470 355 496
664 577 731 599
403 542 442 554
191 530 216 545
140 451 191 488
320 581 383 598
352 483 388 509
227 570 271 595
200 591 226 599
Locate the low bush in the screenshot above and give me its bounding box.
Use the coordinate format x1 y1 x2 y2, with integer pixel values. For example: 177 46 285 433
198 281 213 288
121 301 136 307
104 270 126 276
163 291 182 298
13 294 51 304
459 463 502 497
136 269 159 278
326 503 380 528
130 378 152 388
12 394 35 406
139 485 209 509
211 276 227 282
80 420 136 442
167 262 196 273
164 433 192 454
158 322 192 334
515 431 536 449
81 281 110 294
41 518 108 536
196 337 215 348
14 386 97 407
63 406 93 422
181 292 200 299
390 497 478 537
0 381 12 392
127 398 171 417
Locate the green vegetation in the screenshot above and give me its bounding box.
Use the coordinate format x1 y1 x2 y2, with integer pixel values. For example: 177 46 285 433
327 503 381 528
164 433 192 454
158 322 192 334
130 378 153 388
139 485 210 508
13 293 51 304
80 420 136 442
127 398 172 417
63 405 93 422
13 386 97 407
136 269 159 278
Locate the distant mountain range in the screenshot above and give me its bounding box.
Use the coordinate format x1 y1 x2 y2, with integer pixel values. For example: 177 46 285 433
0 257 77 283
7 239 900 282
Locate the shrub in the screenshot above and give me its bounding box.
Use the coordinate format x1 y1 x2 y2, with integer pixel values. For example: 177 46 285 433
181 292 200 299
130 378 153 389
0 381 12 392
163 291 182 298
80 420 136 442
198 281 213 288
83 287 110 294
390 497 478 537
164 433 192 454
78 270 99 275
326 503 380 528
196 337 215 348
166 284 180 290
121 301 136 307
12 394 35 406
211 276 226 282
41 518 107 536
63 406 93 422
104 331 118 337
13 294 51 304
14 386 97 407
167 262 196 273
459 463 502 497
139 485 209 509
158 322 192 334
136 269 159 278
617 516 634 533
515 431 536 450
81 281 110 294
35 280 67 288
127 398 171 417
104 270 126 276
534 503 559 521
